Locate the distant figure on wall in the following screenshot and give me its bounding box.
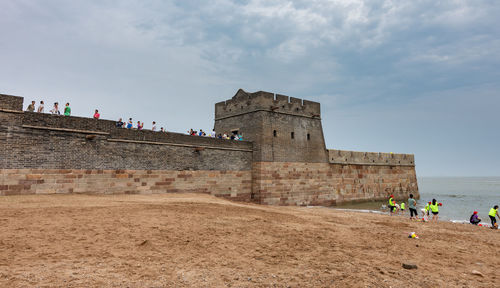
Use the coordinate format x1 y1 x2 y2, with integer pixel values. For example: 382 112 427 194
116 118 124 128
50 102 60 115
37 101 44 113
26 100 35 112
64 103 71 116
93 109 100 119
126 118 133 129
152 121 156 131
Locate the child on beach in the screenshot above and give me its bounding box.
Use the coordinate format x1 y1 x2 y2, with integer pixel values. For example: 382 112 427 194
429 199 443 222
388 195 396 215
489 205 499 229
470 211 481 225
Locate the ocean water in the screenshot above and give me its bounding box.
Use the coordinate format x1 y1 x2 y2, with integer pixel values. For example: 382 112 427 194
335 177 500 222
418 177 500 221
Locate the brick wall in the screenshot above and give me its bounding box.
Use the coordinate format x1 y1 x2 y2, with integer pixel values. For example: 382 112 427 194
253 162 419 206
0 101 254 198
0 110 253 170
0 169 252 201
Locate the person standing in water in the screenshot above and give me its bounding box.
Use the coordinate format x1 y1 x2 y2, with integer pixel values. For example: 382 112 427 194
489 205 499 229
408 194 418 220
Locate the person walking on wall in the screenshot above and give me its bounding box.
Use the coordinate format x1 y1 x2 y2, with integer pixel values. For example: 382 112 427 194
50 102 60 115
26 100 35 112
64 103 71 116
127 118 133 129
470 211 481 225
152 121 157 131
408 194 418 220
489 205 499 229
116 118 124 128
429 199 442 222
93 109 100 119
37 101 44 113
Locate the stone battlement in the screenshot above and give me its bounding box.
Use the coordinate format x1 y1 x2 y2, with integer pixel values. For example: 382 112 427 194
328 149 415 166
215 89 321 120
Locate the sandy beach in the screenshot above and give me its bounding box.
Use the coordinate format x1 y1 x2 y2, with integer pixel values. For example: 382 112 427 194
0 194 499 287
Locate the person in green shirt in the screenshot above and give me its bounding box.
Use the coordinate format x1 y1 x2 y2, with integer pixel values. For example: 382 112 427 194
489 205 499 229
64 103 71 116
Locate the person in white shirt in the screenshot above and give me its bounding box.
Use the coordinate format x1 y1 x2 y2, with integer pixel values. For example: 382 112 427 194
152 121 157 131
37 101 44 113
50 102 60 115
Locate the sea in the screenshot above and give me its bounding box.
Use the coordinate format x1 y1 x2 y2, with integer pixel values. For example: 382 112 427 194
334 177 500 222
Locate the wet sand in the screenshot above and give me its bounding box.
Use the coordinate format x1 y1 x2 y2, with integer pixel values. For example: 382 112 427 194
0 194 499 287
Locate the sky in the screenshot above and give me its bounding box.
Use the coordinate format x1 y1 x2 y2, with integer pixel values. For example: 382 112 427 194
1 0 499 177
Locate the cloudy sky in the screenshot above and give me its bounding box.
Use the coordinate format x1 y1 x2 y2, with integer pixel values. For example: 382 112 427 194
1 0 499 177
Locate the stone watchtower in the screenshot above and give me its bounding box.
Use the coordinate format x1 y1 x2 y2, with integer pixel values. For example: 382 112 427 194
214 89 328 163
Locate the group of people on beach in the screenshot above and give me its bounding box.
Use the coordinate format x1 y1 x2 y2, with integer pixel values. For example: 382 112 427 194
387 194 499 229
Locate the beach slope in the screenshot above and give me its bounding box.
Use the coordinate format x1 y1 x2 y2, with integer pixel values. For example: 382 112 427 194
0 194 498 287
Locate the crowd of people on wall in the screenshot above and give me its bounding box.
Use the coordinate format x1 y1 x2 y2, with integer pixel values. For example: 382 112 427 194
187 129 243 140
26 100 242 140
26 100 99 119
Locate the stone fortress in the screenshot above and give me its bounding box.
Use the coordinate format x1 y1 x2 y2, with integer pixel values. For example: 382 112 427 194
0 89 418 205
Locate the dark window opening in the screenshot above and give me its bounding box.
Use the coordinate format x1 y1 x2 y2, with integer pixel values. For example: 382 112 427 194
307 133 310 140
273 130 277 137
291 132 294 139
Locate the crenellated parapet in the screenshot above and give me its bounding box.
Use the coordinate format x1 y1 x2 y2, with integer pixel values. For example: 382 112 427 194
215 89 321 120
328 149 415 166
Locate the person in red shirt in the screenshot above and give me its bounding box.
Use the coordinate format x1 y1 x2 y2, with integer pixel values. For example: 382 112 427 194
93 109 100 119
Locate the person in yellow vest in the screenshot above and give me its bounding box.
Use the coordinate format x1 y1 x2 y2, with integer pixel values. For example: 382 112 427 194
429 199 443 222
388 195 396 215
424 202 431 216
400 202 405 214
489 205 499 229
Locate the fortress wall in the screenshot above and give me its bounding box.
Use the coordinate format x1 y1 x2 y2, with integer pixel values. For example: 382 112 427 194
253 161 418 206
0 169 252 200
0 104 253 199
1 91 419 206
